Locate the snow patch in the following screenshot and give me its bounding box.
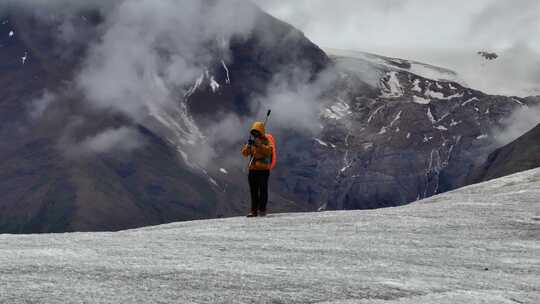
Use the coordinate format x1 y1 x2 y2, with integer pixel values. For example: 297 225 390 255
186 73 205 98
208 177 218 186
209 76 220 92
476 134 488 140
427 108 436 124
423 135 433 142
435 125 448 131
450 119 461 127
340 165 351 173
367 105 384 123
511 98 524 106
462 97 479 106
444 92 464 100
323 100 352 120
147 97 205 166
314 138 328 147
425 89 463 101
380 71 403 98
390 111 402 127
8 30 14 37
221 60 231 84
219 168 228 174
412 95 430 105
378 126 387 135
436 113 450 123
411 79 422 92
424 89 444 99
21 52 28 65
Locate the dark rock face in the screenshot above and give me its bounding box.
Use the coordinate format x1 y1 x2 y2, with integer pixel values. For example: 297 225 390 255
277 51 539 211
0 3 537 233
469 123 540 183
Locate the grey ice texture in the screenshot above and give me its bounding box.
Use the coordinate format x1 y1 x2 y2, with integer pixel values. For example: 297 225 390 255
1 168 539 303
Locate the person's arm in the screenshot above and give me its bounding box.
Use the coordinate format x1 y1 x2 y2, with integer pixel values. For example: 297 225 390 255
241 144 252 157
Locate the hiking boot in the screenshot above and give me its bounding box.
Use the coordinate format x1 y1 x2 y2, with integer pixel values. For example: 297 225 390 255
246 211 258 217
259 210 267 217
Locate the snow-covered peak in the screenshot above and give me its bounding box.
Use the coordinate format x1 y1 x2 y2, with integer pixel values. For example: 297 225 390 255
326 48 466 86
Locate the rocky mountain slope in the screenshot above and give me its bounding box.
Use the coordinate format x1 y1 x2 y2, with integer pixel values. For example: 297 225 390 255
1 168 539 303
471 123 540 183
0 1 538 233
0 1 326 233
286 50 539 210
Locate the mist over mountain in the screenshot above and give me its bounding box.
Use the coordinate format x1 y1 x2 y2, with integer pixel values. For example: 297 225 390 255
253 0 540 97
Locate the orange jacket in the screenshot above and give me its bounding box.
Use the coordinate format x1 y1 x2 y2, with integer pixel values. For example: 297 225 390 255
241 121 273 171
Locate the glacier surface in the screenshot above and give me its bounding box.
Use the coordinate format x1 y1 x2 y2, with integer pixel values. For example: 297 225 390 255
0 169 539 303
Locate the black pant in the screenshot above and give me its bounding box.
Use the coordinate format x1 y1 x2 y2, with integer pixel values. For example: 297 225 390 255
248 170 270 212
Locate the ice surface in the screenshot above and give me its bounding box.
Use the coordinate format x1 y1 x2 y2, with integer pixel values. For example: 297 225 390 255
1 169 539 303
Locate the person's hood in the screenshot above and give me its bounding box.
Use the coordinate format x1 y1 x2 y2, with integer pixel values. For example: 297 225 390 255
250 121 266 136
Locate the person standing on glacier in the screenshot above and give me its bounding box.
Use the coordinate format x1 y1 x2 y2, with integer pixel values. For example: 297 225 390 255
241 121 276 217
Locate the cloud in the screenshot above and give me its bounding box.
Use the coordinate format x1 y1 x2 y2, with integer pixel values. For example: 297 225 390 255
76 0 259 121
252 0 540 97
189 63 339 169
64 126 145 157
254 67 338 134
8 0 264 157
28 91 56 119
493 105 540 146
9 0 332 167
468 0 540 50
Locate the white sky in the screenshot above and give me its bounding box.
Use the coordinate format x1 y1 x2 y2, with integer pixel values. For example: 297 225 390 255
253 0 540 96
